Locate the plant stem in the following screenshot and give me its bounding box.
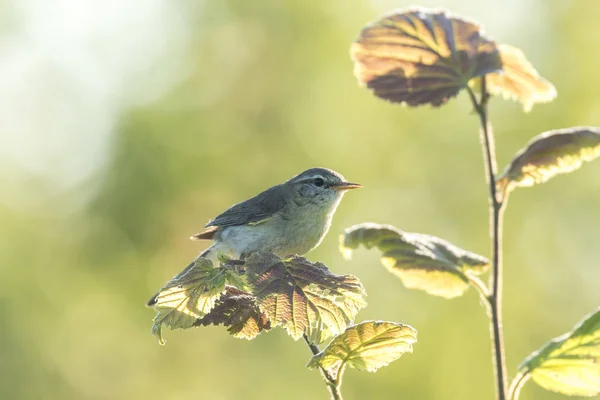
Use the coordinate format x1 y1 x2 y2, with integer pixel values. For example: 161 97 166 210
465 272 491 306
467 79 508 400
507 371 530 400
303 335 343 400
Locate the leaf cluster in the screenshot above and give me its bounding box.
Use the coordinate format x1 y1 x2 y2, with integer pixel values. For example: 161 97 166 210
150 253 368 343
149 252 417 381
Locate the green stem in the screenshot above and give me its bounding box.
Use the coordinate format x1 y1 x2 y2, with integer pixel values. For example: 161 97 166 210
467 79 508 400
465 272 491 305
304 335 343 400
507 371 531 400
334 364 346 398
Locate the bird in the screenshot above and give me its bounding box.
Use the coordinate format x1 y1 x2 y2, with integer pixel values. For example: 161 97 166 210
146 167 361 306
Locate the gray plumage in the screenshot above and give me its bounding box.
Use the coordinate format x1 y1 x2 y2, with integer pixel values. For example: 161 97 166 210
147 167 360 306
205 185 288 229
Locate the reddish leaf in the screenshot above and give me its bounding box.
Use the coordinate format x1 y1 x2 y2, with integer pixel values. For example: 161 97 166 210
351 8 501 107
195 286 271 340
246 253 367 342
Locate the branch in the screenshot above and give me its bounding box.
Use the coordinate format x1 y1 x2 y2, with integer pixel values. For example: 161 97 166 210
303 335 343 400
467 78 509 400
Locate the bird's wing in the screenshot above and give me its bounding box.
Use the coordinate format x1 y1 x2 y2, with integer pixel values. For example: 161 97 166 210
206 184 288 228
190 225 219 240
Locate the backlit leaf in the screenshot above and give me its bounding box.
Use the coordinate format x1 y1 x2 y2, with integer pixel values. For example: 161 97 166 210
245 252 367 342
150 258 227 344
470 44 556 112
307 321 417 373
519 307 600 396
341 223 489 298
194 286 271 340
497 127 600 194
351 7 501 107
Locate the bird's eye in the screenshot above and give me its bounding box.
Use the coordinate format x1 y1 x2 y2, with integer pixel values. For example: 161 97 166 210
313 177 325 187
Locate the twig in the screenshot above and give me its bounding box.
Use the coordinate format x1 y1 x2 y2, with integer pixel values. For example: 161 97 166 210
467 78 508 400
507 371 531 400
464 272 491 305
303 335 343 400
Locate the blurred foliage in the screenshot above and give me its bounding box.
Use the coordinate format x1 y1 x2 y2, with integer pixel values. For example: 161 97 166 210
1 1 600 399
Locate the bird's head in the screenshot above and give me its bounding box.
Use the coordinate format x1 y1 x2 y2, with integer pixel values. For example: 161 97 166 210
285 167 361 209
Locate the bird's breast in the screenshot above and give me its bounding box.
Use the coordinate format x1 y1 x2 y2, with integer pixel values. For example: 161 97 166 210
216 197 340 258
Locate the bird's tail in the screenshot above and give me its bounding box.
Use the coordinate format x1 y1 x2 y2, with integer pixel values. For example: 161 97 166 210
145 245 216 307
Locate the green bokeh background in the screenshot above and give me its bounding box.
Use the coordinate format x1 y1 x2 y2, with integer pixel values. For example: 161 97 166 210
1 1 599 399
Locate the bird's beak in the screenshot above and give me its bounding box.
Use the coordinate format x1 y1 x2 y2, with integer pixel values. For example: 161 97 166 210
333 182 362 191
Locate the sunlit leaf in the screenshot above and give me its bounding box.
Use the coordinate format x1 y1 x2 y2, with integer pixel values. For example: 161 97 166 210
194 286 271 340
245 252 367 342
150 258 227 344
351 7 502 107
341 223 489 298
469 44 556 112
519 307 600 396
497 127 600 194
307 321 417 373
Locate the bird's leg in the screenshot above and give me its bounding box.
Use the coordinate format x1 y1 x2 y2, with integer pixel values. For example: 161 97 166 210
222 258 246 275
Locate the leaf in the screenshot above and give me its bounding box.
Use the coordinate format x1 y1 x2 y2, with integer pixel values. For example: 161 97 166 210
150 258 228 344
194 286 271 340
519 307 600 396
340 223 489 298
307 321 417 373
351 7 502 107
245 252 367 342
469 44 556 112
497 127 600 194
